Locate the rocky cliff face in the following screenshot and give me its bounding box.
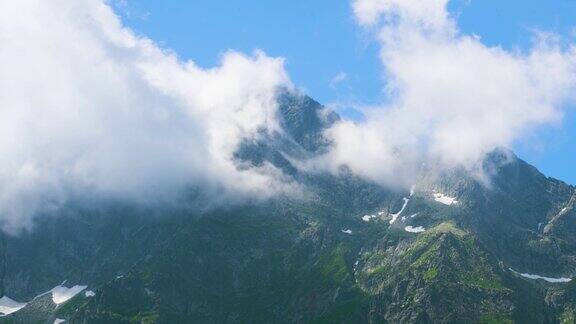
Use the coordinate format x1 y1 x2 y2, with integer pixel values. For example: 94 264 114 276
1 91 576 323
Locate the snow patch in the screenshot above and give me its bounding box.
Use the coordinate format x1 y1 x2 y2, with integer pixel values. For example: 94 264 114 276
353 260 359 271
390 198 410 224
433 192 458 206
405 226 426 233
0 296 26 316
362 214 377 222
518 273 571 283
509 268 572 283
366 187 416 225
341 229 353 234
0 283 90 317
50 285 87 304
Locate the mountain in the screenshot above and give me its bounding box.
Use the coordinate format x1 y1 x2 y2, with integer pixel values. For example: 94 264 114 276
1 91 576 323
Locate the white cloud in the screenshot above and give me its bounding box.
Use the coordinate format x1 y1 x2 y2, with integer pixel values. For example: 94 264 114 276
0 0 295 233
2 0 575 234
330 72 348 88
352 0 452 30
319 0 576 186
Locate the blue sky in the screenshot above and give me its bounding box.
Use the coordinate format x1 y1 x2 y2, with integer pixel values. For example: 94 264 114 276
115 0 576 184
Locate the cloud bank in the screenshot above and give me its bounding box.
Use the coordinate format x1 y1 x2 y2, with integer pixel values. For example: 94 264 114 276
1 0 575 233
0 0 294 233
318 0 576 187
